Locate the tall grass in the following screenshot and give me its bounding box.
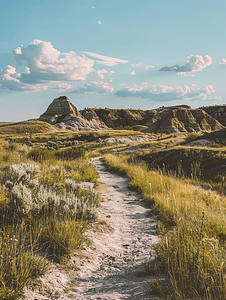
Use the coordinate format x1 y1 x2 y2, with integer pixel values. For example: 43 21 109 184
0 141 99 299
104 154 226 299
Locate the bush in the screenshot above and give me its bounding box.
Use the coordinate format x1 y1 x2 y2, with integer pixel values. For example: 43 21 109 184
3 163 98 220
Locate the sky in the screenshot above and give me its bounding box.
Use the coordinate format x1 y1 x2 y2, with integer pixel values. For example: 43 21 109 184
0 0 226 121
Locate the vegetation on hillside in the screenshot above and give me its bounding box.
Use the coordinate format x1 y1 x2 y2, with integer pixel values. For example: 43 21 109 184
104 154 226 299
0 137 99 299
1 122 226 299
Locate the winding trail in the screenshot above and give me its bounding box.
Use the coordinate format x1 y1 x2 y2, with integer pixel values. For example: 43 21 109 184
24 157 160 300
73 157 160 300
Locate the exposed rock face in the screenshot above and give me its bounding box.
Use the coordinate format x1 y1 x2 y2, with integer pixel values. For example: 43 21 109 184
39 96 80 124
200 105 226 126
144 108 224 133
39 97 108 131
55 114 108 131
39 98 223 133
94 106 223 133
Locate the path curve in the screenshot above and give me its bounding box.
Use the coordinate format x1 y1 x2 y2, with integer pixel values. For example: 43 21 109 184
73 157 160 300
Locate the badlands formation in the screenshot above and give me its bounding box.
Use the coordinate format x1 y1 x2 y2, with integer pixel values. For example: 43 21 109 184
39 96 225 133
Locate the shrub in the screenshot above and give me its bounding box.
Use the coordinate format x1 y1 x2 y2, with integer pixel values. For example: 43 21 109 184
3 163 98 221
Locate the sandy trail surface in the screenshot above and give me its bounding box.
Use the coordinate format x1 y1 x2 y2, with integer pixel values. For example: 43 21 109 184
24 157 160 300
72 157 160 300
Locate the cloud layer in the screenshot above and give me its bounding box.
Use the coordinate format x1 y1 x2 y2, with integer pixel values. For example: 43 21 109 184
0 40 127 93
71 80 114 95
115 82 218 102
159 55 212 76
94 69 116 79
0 40 95 92
131 62 154 70
83 51 129 67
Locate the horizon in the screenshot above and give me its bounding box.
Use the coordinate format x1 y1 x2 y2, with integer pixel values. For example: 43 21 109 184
1 0 226 121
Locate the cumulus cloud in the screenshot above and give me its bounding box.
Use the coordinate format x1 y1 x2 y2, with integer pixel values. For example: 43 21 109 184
159 55 212 76
0 40 94 92
83 51 129 67
94 69 116 79
71 80 114 95
131 62 154 70
115 82 217 102
219 58 226 64
53 83 73 93
130 70 136 76
0 65 48 92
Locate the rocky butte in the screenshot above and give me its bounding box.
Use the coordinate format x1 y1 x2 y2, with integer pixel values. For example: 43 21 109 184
39 96 108 131
38 96 225 133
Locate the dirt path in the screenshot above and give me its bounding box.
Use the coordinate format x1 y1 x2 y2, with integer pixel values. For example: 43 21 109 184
72 157 160 300
24 157 160 300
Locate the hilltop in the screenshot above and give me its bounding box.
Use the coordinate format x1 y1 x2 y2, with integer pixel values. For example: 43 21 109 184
37 96 224 133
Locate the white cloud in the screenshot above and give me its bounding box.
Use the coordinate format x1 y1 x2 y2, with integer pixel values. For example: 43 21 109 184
53 83 73 93
94 69 116 79
83 51 129 67
159 55 212 75
115 82 218 102
71 80 114 95
219 58 226 64
1 65 48 92
25 67 30 74
130 70 136 76
177 72 193 77
0 40 95 92
14 47 22 55
98 20 102 25
131 62 154 70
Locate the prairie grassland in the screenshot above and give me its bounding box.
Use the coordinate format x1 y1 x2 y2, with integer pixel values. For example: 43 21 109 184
104 154 226 299
12 129 144 144
0 120 56 136
0 140 99 299
132 145 226 195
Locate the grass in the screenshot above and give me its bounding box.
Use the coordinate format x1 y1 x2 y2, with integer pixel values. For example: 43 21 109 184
104 154 226 299
132 145 226 195
1 127 226 299
0 120 56 136
13 129 147 144
0 139 100 299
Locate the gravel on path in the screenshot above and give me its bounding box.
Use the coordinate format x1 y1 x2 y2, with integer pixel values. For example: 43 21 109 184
72 157 160 300
23 157 160 300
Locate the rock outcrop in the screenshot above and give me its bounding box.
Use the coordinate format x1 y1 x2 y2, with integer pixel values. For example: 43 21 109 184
94 106 223 133
39 96 80 124
39 97 108 131
200 105 226 126
144 107 224 133
38 97 224 133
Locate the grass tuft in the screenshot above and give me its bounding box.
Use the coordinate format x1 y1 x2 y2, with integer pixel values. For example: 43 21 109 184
104 154 226 299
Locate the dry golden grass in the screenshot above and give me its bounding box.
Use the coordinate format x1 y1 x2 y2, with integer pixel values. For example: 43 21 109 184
0 120 57 136
104 154 226 299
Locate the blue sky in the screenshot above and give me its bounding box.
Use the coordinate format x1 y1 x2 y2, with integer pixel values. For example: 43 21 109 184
0 0 226 121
